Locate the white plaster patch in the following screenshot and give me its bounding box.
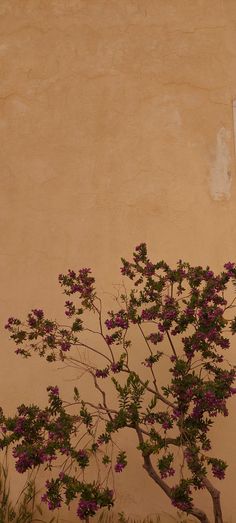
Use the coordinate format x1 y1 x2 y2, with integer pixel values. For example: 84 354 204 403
209 127 231 201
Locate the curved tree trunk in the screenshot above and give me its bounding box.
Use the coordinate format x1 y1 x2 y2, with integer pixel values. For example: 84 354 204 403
142 454 210 523
203 478 224 523
135 426 224 523
187 506 211 523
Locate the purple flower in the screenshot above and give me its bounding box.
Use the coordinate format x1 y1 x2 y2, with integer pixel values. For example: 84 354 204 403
158 322 165 333
219 337 230 349
13 450 33 473
14 417 26 436
224 262 236 276
59 341 71 352
60 447 70 455
105 335 116 345
64 301 75 317
115 462 125 473
77 499 98 519
105 319 114 330
27 315 37 328
48 500 61 510
202 440 211 451
161 467 175 479
147 332 163 344
95 368 109 378
77 450 87 458
105 311 128 330
212 464 226 480
47 385 59 396
143 262 155 276
114 451 127 473
162 309 177 321
110 362 122 373
142 357 153 368
120 262 134 278
145 413 155 424
172 500 192 511
5 317 21 330
204 270 214 280
76 449 89 468
172 409 181 419
41 491 61 511
32 309 44 320
133 243 147 262
162 421 171 430
141 308 158 321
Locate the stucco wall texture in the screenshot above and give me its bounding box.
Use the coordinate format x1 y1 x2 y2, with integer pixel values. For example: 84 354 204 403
1 0 236 521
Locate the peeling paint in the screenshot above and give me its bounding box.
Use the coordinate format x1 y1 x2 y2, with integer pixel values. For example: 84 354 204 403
209 127 231 201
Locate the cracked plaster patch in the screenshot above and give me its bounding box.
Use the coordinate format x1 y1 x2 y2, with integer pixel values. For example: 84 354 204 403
209 127 231 201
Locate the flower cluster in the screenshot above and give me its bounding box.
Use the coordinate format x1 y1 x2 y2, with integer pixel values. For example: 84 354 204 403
192 390 228 419
114 451 127 473
95 358 124 379
41 475 114 520
64 300 76 317
146 332 164 344
41 479 62 510
105 310 128 330
1 387 77 478
156 412 173 431
171 480 193 512
58 268 95 308
13 446 56 473
4 308 84 362
77 499 98 518
75 449 89 469
208 458 227 480
77 488 113 520
158 453 175 479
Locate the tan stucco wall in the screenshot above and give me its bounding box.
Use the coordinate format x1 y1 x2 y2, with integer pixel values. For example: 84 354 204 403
1 1 236 521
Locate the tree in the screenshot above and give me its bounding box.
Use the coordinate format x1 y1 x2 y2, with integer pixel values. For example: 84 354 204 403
2 243 236 523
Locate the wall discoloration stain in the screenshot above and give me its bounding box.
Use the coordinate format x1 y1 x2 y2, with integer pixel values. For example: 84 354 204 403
209 127 231 201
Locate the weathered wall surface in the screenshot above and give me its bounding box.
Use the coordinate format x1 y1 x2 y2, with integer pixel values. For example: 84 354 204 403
1 1 236 521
